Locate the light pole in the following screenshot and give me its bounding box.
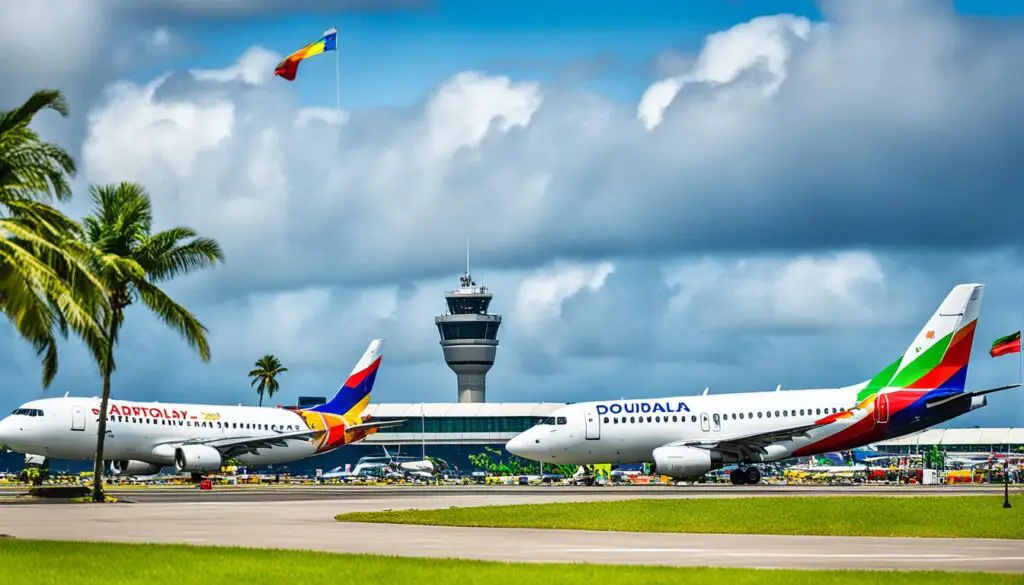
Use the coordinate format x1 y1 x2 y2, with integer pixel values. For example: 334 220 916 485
1004 455 1012 509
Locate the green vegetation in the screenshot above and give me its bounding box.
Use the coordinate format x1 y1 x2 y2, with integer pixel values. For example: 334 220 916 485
0 539 1016 585
249 354 288 406
336 495 1024 539
468 445 554 475
0 89 108 387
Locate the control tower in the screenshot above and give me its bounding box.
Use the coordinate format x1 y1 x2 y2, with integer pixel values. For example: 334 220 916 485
435 262 501 403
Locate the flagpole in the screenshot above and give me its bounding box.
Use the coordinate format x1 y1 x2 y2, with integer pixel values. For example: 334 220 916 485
334 25 340 113
1007 328 1020 509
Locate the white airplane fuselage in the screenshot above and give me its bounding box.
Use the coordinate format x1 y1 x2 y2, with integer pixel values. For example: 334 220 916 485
507 284 1009 482
1 396 318 467
0 338 394 475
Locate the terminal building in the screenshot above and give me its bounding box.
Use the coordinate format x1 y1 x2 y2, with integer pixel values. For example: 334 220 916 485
873 428 1024 456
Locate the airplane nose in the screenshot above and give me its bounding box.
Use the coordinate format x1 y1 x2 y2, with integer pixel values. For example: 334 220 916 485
0 417 15 445
505 432 533 458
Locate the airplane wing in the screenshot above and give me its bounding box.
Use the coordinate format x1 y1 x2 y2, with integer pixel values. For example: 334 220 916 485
924 383 1020 409
664 420 832 458
176 429 326 459
345 419 406 433
155 420 407 460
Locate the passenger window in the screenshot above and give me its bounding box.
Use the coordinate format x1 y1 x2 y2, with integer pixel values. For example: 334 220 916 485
655 416 660 423
757 412 763 418
691 415 697 422
630 417 636 423
557 417 567 425
800 409 805 415
739 413 744 419
774 411 780 417
603 417 609 423
672 415 678 422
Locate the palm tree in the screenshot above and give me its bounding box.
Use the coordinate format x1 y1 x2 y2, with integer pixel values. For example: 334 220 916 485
0 89 107 386
249 354 287 407
80 181 223 502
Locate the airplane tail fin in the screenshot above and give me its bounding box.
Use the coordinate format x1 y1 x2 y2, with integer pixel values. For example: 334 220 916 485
850 284 982 403
307 339 383 420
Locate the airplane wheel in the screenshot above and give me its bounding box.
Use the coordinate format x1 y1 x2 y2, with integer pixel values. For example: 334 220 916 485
730 469 745 485
743 466 761 485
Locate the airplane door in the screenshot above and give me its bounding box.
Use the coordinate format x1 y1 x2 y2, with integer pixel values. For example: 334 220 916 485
700 413 710 432
71 407 86 432
584 408 600 440
874 394 890 425
711 413 722 432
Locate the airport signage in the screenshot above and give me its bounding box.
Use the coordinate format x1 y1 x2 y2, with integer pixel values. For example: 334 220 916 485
91 403 195 420
596 401 690 416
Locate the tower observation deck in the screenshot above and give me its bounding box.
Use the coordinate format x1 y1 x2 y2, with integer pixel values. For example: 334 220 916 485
435 271 501 403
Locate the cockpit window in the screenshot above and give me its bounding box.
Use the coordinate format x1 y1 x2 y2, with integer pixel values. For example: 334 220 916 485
538 416 568 426
11 408 44 417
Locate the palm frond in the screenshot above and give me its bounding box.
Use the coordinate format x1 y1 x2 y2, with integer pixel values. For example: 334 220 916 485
133 279 211 362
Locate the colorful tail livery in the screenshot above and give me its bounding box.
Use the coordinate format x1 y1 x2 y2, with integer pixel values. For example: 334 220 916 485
849 283 982 406
309 338 383 419
298 339 404 454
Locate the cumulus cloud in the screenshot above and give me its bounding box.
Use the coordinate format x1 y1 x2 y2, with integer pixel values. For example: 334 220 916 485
663 252 888 330
638 14 815 130
191 47 283 86
515 261 616 332
70 0 1024 302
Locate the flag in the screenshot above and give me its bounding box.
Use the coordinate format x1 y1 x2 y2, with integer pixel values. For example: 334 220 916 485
990 331 1021 357
274 28 337 81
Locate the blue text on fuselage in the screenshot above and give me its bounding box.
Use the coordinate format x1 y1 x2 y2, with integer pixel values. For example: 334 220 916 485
596 401 690 416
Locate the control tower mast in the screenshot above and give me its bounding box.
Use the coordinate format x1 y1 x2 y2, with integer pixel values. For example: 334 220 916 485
435 242 501 403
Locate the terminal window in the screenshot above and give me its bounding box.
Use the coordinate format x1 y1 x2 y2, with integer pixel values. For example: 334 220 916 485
371 416 542 434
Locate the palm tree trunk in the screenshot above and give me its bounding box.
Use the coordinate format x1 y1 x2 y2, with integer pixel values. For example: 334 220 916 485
91 314 119 503
258 392 263 407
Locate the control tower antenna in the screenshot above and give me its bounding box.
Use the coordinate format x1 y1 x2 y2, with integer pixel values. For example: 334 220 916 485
435 242 501 403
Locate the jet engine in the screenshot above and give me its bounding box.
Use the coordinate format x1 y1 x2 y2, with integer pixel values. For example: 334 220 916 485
174 445 223 473
110 460 162 476
652 445 717 479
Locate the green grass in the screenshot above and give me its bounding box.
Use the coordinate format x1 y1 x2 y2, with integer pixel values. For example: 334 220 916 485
335 495 1024 539
0 539 1016 585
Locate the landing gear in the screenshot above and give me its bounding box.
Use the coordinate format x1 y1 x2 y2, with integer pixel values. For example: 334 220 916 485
730 466 761 485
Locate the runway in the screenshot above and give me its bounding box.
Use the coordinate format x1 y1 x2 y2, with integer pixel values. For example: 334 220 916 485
0 483 1013 503
1 487 1021 572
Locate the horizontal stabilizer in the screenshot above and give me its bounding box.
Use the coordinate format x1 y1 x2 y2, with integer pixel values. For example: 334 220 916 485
346 419 407 433
925 383 1020 409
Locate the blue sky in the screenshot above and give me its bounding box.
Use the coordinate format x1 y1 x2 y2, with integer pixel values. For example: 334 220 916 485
153 0 828 108
2 0 1024 428
144 0 1024 110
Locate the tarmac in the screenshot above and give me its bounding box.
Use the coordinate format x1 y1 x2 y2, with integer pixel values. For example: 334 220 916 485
1 485 1022 572
0 483 1011 503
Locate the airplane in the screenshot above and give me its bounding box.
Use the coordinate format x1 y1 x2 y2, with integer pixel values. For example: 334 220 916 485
506 283 1021 485
0 339 406 479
